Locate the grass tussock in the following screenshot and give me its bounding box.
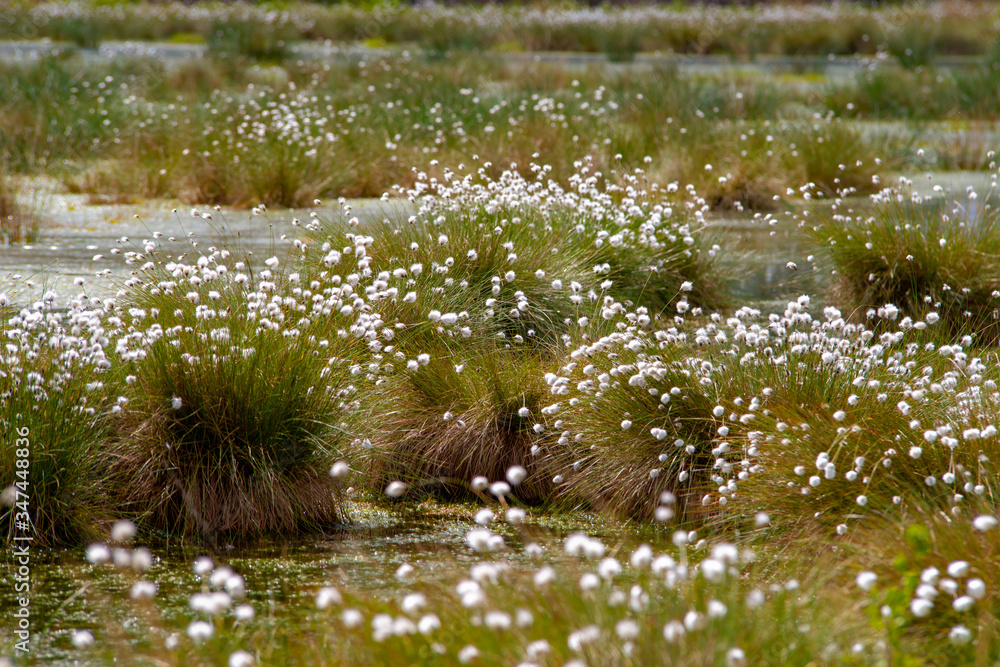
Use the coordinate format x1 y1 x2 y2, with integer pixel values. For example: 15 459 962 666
0 292 118 547
842 509 1000 663
109 327 351 539
367 343 555 503
812 182 1000 341
551 337 721 523
105 231 371 539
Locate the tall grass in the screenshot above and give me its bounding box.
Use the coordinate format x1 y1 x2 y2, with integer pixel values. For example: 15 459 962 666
5 2 1000 60
784 118 885 197
0 52 977 213
550 336 721 522
0 170 43 243
829 65 1000 121
843 509 1000 663
811 183 1000 341
0 293 119 546
106 224 372 539
355 160 730 502
205 18 291 63
366 342 557 503
719 316 986 533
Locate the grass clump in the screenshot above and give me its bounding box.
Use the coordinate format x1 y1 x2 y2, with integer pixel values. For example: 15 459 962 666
784 118 885 197
366 342 555 503
0 292 119 547
107 228 372 539
845 510 1000 663
111 319 352 539
716 304 960 529
361 201 602 350
811 181 1000 341
550 326 723 523
0 171 42 244
205 18 292 64
354 158 731 505
408 161 731 315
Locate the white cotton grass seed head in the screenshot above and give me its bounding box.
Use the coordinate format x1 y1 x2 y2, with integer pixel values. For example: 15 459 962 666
947 561 970 578
131 548 153 572
939 579 959 595
189 591 231 616
418 614 441 635
663 620 686 643
229 651 255 667
72 630 95 649
193 556 214 576
187 620 213 643
234 604 255 622
684 610 706 631
856 571 878 591
598 558 622 580
458 645 479 663
466 529 493 552
111 520 136 544
490 481 511 498
630 544 653 569
567 625 601 652
579 573 600 591
949 625 973 645
973 515 998 532
910 598 934 618
506 465 527 486
402 593 426 614
86 543 111 565
534 566 556 587
316 587 342 609
616 619 640 640
700 558 726 583
210 567 234 588
726 647 747 667
967 579 987 599
475 508 495 525
342 609 364 628
113 549 131 569
707 599 728 619
330 461 350 478
505 507 527 525
484 611 512 630
130 581 157 601
953 596 975 612
385 481 407 498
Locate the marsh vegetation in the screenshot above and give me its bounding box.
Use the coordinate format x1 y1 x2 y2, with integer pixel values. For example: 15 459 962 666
2 2 1000 666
